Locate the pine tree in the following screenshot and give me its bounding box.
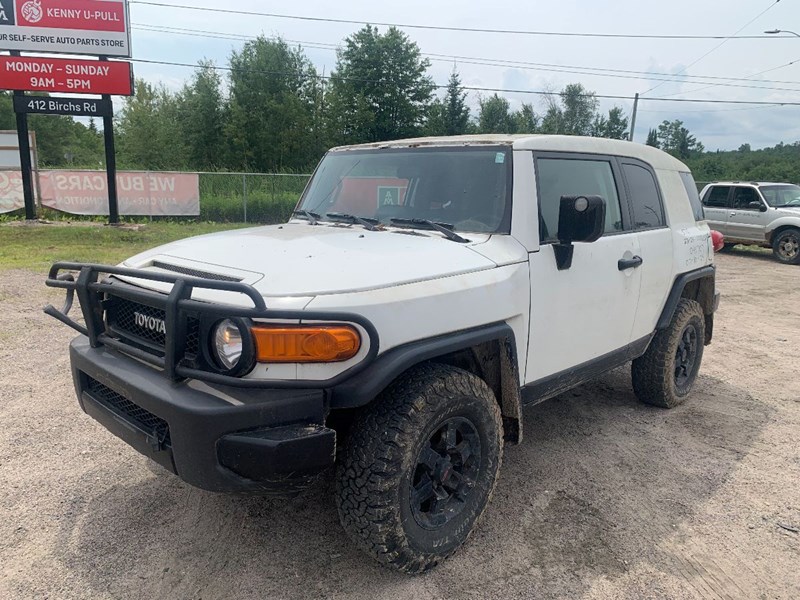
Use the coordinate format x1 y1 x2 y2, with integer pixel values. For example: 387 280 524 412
646 128 660 148
441 70 470 135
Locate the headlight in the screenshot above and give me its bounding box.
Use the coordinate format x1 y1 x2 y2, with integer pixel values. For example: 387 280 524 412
213 319 244 370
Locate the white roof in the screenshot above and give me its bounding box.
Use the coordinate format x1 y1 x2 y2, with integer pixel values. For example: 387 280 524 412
703 181 794 186
331 134 689 171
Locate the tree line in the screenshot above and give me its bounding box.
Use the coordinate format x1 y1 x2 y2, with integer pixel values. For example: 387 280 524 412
0 24 797 182
0 26 633 171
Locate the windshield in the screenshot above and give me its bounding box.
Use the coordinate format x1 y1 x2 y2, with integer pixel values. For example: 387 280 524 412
296 146 512 233
760 185 800 208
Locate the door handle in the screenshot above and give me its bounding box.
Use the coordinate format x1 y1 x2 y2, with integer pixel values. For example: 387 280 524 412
730 212 736 217
618 255 643 270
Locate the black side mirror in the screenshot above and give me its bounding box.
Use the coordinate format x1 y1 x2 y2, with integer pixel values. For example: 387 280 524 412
748 201 767 212
554 195 606 270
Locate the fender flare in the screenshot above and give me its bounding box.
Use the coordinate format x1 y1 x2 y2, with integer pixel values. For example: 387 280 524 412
766 218 800 242
329 322 518 410
656 265 716 330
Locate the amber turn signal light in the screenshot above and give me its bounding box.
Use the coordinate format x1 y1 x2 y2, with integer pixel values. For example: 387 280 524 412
251 325 361 363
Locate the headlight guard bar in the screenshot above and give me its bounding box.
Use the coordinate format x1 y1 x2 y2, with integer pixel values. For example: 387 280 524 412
44 262 380 389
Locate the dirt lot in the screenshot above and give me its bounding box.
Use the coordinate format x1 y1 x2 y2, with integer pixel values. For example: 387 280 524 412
0 250 798 600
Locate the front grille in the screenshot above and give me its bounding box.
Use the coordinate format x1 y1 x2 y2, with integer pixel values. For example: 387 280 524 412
106 297 200 358
85 377 171 447
151 261 242 282
109 299 166 347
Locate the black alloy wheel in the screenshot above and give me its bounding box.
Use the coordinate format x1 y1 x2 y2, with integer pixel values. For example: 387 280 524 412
674 324 699 390
410 417 482 530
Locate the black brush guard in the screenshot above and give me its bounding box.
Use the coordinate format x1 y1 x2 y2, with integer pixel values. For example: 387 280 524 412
45 262 380 389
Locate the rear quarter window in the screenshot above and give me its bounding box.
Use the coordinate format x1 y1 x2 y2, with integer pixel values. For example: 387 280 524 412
622 163 666 229
679 172 705 221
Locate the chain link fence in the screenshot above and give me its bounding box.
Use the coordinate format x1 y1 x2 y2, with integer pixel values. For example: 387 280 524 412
0 169 312 223
198 172 311 223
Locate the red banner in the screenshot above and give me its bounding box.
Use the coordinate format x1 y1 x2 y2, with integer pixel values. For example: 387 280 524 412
39 171 200 216
0 171 25 213
16 0 126 32
0 56 132 95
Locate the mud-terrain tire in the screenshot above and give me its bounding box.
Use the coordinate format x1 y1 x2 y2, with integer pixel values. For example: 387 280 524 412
336 362 503 574
632 299 705 408
772 228 800 265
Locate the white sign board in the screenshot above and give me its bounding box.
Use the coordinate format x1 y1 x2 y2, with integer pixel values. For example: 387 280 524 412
0 0 131 58
0 130 35 168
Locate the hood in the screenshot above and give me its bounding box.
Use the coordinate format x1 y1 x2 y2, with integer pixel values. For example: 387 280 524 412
123 222 498 297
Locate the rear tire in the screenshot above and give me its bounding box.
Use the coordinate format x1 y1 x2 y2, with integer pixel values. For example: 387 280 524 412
632 299 705 408
772 228 800 265
336 363 503 574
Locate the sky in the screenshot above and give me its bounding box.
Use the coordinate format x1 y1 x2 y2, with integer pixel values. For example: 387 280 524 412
126 0 800 151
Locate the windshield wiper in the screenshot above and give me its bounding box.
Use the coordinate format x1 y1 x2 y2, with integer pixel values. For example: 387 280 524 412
325 212 382 231
292 209 320 225
389 218 470 243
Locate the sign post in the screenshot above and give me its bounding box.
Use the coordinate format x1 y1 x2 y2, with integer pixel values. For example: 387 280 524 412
9 51 36 219
0 0 132 222
102 98 119 223
100 55 118 223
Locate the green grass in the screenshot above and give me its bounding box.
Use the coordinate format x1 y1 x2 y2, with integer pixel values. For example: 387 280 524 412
199 193 298 223
0 221 253 272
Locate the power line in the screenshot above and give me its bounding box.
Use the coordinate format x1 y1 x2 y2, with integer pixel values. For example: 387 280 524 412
642 0 781 95
129 57 800 106
639 103 790 113
128 1 786 41
652 57 800 99
132 23 800 94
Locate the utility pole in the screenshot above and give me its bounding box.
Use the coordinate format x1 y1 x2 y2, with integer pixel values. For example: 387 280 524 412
629 93 640 142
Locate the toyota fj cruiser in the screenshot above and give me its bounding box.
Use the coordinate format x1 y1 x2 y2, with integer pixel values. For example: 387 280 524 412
700 181 800 264
46 135 719 573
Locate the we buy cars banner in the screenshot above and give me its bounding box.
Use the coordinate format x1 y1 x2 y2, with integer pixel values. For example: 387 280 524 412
0 170 24 213
0 55 132 95
39 170 200 216
0 0 131 57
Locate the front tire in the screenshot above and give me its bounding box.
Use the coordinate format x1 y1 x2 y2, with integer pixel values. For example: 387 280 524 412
632 299 705 408
772 228 800 265
336 363 503 574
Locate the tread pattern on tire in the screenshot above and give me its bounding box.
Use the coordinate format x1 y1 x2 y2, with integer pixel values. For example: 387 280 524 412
632 298 705 409
336 362 503 574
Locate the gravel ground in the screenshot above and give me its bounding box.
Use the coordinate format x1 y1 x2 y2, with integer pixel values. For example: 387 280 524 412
0 250 798 600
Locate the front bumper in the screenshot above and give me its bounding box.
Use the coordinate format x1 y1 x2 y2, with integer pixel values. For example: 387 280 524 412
70 336 335 495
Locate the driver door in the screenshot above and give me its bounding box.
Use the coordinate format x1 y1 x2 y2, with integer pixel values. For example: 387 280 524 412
525 153 642 384
727 187 770 242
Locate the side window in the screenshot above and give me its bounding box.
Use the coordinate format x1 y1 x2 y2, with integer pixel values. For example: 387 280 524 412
679 171 705 221
536 157 624 242
621 163 665 229
703 186 731 208
732 187 761 210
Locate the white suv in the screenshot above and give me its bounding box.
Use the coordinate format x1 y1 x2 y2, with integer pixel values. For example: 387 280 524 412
700 181 800 264
46 135 719 573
